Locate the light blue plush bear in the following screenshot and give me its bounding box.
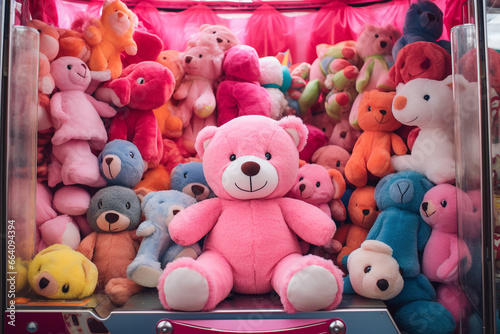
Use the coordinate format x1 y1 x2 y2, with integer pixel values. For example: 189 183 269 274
170 162 215 201
127 190 200 288
98 139 147 188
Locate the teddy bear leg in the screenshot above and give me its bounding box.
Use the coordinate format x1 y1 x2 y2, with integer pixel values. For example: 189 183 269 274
107 52 123 80
390 154 414 173
392 300 456 334
158 250 233 311
105 278 143 307
345 160 368 187
367 149 393 177
127 254 163 288
161 243 202 267
52 140 103 186
426 159 456 184
88 47 108 73
272 253 343 313
437 284 471 326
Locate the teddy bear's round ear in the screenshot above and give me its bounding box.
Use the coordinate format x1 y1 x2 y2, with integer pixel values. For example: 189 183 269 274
277 116 308 152
195 126 218 159
361 240 393 256
328 169 346 199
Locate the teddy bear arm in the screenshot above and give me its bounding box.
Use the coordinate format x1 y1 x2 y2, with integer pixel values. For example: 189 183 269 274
173 80 192 101
108 116 128 142
417 219 432 252
124 40 138 56
169 198 223 246
329 200 346 222
278 198 336 246
49 93 70 124
194 85 216 118
136 220 156 237
39 54 55 95
132 113 161 161
391 133 408 156
356 59 375 93
232 84 271 118
365 218 383 242
76 232 98 260
85 94 117 118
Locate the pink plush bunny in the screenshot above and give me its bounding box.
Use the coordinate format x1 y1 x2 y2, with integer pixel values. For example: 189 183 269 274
420 184 478 325
48 56 116 187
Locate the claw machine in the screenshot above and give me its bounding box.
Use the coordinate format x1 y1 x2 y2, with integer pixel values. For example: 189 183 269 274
1 0 496 333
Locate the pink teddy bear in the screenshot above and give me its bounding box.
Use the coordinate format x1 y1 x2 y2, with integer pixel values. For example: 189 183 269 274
420 184 478 325
172 41 225 155
287 163 346 221
48 56 116 187
158 115 344 313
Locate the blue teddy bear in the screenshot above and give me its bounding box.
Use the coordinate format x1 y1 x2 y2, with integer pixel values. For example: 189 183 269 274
127 190 200 288
98 139 146 188
392 0 451 60
343 171 455 334
170 162 214 201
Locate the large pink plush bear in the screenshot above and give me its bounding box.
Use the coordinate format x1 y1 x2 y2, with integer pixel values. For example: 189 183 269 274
420 184 478 325
172 42 225 155
96 61 176 168
216 45 271 126
158 115 344 312
48 57 116 187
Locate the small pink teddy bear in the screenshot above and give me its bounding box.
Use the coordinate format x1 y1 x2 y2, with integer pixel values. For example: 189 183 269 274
48 56 116 187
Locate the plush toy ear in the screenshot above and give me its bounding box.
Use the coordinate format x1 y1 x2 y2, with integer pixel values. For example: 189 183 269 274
195 126 218 159
298 160 307 168
387 24 402 41
361 240 393 256
136 188 153 204
103 0 114 8
277 116 308 152
80 259 98 297
328 169 346 199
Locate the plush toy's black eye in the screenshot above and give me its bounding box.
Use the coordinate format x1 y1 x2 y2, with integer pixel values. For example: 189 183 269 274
159 200 165 204
299 177 304 181
364 266 372 273
423 95 430 101
38 265 42 272
126 202 131 209
137 77 145 84
67 65 72 70
129 152 134 158
199 54 203 58
375 34 379 38
368 106 372 112
265 152 272 160
98 200 103 209
322 128 326 132
183 172 188 178
336 161 341 167
441 200 447 208
37 29 42 33
62 284 70 293
390 36 393 40
230 154 236 161
213 31 217 34
473 206 478 213
163 57 167 60
316 182 321 188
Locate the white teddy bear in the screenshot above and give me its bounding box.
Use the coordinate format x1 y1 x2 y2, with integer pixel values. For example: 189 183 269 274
258 56 289 120
345 240 404 300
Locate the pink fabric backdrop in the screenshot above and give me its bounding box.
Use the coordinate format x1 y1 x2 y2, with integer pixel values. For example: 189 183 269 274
29 0 467 64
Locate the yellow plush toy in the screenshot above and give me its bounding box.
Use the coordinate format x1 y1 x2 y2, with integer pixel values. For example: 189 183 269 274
28 244 98 299
84 0 138 79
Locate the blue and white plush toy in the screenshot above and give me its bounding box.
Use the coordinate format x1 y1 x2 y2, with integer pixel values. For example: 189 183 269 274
343 171 456 334
127 190 200 288
170 162 214 201
98 139 147 188
392 0 451 60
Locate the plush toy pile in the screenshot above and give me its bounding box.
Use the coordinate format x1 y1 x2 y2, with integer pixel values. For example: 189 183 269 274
29 0 482 333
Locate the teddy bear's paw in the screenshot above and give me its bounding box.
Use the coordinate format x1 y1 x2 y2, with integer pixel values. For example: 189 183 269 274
286 265 339 312
393 300 456 334
161 267 209 311
105 278 143 307
390 155 413 172
345 163 368 187
194 104 215 119
129 263 162 288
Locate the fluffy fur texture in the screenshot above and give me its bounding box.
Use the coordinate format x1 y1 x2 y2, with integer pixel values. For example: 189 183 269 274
98 139 146 188
217 45 271 126
287 163 346 221
389 41 452 87
324 58 360 120
97 61 176 168
48 56 116 187
134 164 171 195
392 0 451 60
345 90 406 187
187 24 240 51
77 186 143 306
170 162 214 201
258 56 289 120
84 0 138 79
127 190 199 288
55 27 91 62
390 76 455 184
158 115 343 313
28 244 98 299
311 145 351 178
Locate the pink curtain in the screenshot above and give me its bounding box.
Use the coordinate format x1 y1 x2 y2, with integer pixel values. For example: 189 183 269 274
30 0 467 64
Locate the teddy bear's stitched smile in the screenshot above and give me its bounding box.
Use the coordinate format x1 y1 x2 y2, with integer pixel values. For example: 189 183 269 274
235 179 268 192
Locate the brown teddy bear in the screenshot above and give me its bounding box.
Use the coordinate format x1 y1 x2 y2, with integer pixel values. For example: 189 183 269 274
345 90 407 187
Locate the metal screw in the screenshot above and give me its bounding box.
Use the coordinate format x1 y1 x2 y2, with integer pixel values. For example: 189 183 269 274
329 320 345 334
156 320 173 334
26 321 38 333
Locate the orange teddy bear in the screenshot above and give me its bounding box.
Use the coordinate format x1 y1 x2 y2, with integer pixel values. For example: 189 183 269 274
337 186 380 267
84 0 138 79
345 90 407 187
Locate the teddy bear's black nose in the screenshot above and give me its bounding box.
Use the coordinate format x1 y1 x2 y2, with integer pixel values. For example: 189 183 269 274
105 157 114 166
216 37 223 43
377 279 389 291
39 277 50 289
299 184 306 193
241 161 260 177
192 185 205 195
427 13 436 21
185 56 193 64
379 109 387 115
105 212 119 224
420 58 431 70
340 131 347 139
362 209 370 216
421 202 429 212
380 41 387 48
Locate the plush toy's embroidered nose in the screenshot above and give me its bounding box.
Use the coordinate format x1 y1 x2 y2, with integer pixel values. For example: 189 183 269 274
192 185 205 195
299 184 306 193
185 56 193 64
379 109 387 116
106 212 119 224
380 41 387 48
421 202 429 212
362 209 370 216
39 277 50 289
377 279 389 291
427 13 435 22
217 38 223 43
241 161 260 177
105 157 114 166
